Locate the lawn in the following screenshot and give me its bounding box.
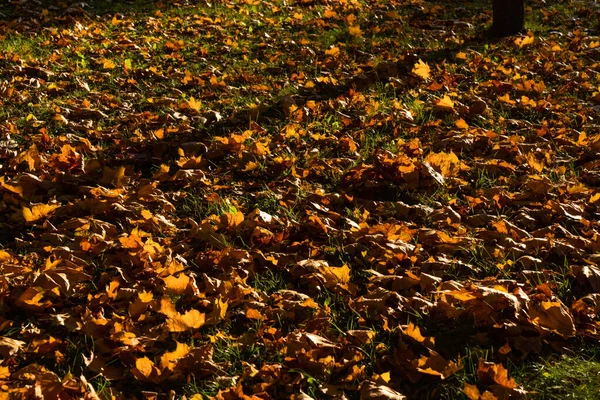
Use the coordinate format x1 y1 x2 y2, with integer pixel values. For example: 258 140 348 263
0 0 600 398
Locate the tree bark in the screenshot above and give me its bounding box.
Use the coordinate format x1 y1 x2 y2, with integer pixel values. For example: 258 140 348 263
490 0 524 37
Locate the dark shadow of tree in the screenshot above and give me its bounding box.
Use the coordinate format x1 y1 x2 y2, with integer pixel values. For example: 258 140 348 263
0 0 169 31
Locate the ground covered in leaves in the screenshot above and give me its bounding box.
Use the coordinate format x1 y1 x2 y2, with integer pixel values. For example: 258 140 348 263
1 0 600 398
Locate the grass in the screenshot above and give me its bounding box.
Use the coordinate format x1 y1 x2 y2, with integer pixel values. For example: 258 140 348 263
516 353 600 400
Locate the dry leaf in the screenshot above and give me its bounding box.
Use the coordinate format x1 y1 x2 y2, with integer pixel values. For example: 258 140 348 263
412 59 431 79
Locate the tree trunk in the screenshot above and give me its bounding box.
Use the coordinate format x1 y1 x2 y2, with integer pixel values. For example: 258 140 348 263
490 0 524 37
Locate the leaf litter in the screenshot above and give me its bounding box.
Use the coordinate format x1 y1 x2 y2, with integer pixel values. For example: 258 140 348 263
0 0 599 399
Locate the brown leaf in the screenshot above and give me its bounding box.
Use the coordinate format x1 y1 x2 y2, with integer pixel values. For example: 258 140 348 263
477 360 517 388
527 300 576 338
0 337 25 358
360 381 407 399
414 351 461 379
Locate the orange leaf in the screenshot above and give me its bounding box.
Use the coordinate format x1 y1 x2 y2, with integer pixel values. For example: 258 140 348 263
245 308 264 320
455 118 469 130
463 383 480 400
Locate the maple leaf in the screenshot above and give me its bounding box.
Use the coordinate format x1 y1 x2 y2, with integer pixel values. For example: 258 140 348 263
22 203 60 223
412 59 431 79
187 96 202 112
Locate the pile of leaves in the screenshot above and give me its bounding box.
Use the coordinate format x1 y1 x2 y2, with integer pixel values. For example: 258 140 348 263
0 0 599 398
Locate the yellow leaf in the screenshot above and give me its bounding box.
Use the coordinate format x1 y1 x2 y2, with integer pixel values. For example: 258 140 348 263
348 25 363 37
187 96 202 112
526 153 544 173
180 309 205 329
380 371 391 383
159 341 190 370
135 357 154 378
138 291 154 303
162 274 190 295
514 35 534 48
223 211 244 228
425 151 460 177
325 46 340 56
456 52 467 60
102 58 116 70
498 93 515 105
455 118 469 129
207 297 228 325
318 263 351 287
163 298 206 332
590 193 600 204
405 322 426 343
23 203 60 223
0 250 10 263
412 59 431 79
435 95 455 111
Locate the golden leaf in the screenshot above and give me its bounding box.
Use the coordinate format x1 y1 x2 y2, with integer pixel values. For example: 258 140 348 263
325 46 340 56
206 297 228 325
23 203 60 223
526 153 544 173
0 176 23 197
424 151 460 177
498 93 515 105
0 250 11 263
245 308 264 320
0 366 9 380
223 211 244 228
187 96 202 112
404 323 426 343
348 25 363 37
138 291 154 303
135 357 154 378
102 58 116 70
179 309 205 329
514 35 534 48
412 59 431 79
163 298 206 332
159 341 190 370
162 274 190 295
435 95 455 111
